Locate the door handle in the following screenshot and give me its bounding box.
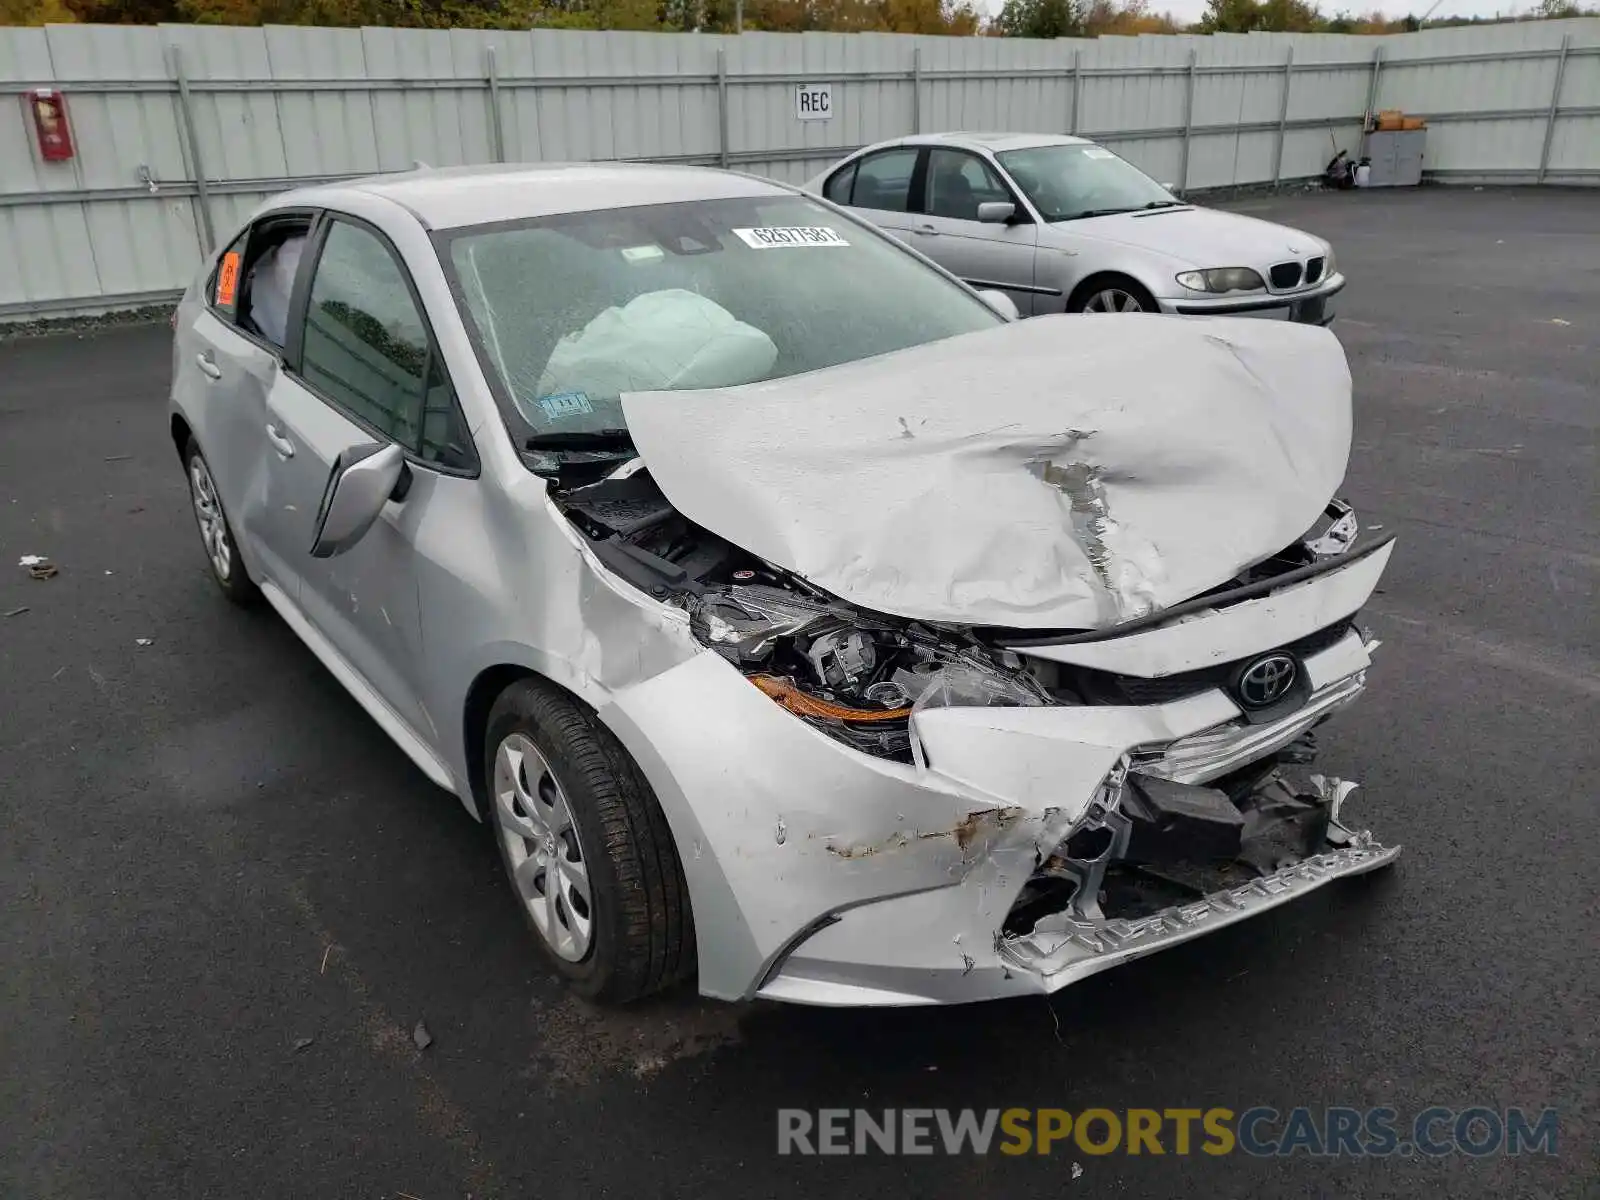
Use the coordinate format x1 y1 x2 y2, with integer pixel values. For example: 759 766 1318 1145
913 224 940 236
265 423 295 458
195 351 222 380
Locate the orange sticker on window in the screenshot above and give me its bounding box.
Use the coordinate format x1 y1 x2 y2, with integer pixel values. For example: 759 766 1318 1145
216 251 241 308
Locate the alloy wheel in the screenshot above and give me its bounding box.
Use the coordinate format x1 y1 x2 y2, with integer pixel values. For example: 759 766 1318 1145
492 732 594 962
1083 288 1146 314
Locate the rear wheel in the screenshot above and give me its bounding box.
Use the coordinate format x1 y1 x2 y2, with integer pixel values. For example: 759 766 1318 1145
485 678 694 1003
1070 276 1157 315
184 437 257 605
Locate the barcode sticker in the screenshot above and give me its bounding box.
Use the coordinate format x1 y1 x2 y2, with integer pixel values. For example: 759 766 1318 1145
732 226 849 250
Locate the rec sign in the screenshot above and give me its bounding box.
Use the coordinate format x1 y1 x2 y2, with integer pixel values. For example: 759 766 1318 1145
795 83 833 121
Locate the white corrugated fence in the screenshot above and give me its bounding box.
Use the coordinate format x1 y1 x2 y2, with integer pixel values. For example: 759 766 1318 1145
2 18 1598 320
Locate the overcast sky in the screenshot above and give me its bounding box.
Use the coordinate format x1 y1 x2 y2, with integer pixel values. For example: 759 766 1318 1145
977 0 1544 21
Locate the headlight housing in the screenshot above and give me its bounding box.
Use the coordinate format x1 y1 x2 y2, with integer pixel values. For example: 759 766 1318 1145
1175 267 1266 294
684 583 1052 762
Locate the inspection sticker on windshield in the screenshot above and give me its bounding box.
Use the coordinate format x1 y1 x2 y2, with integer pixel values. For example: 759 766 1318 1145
733 226 849 250
538 390 594 420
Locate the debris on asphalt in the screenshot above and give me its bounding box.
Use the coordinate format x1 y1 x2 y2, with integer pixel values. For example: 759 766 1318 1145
4 607 28 618
319 945 332 974
1071 1162 1084 1179
292 1036 315 1052
412 1020 433 1051
135 638 153 647
104 454 133 462
20 555 59 580
1551 318 1571 326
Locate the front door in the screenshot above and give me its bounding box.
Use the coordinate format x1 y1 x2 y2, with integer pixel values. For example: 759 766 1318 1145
264 215 476 745
909 148 1041 316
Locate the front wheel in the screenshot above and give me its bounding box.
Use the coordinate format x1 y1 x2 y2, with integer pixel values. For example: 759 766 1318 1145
1069 277 1157 315
485 678 694 1003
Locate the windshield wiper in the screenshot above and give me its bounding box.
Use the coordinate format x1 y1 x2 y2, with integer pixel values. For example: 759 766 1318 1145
1054 207 1139 221
1140 200 1188 210
525 428 634 452
523 427 637 483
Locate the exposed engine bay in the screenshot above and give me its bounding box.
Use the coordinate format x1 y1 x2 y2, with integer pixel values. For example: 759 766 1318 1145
555 463 1367 766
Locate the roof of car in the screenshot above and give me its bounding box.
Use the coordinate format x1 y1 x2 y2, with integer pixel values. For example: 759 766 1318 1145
900 132 1093 153
274 162 794 230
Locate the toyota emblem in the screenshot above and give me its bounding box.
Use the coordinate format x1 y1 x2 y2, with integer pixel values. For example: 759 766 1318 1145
1237 653 1297 709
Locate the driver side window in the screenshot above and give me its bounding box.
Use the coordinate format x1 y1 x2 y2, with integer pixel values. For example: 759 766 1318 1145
298 220 476 472
925 149 1014 222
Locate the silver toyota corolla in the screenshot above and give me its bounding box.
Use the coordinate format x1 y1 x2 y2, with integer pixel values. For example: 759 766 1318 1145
806 132 1344 322
170 162 1395 1008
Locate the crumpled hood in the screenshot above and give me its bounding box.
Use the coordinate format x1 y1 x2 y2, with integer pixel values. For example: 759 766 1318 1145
1051 206 1325 267
622 314 1352 630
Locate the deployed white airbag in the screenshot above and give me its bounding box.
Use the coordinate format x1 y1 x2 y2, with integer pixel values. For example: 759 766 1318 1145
623 314 1353 631
536 289 778 401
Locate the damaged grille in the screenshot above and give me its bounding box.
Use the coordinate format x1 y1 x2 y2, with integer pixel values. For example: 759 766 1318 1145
1049 620 1353 707
1003 765 1384 942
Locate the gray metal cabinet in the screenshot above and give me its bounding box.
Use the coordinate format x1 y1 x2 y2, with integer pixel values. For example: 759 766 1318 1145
1364 130 1426 187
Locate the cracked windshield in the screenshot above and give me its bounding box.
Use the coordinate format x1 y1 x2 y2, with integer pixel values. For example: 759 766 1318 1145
444 194 1000 436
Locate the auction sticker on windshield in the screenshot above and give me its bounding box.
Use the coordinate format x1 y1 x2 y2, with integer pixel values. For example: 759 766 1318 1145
538 390 594 419
733 227 849 249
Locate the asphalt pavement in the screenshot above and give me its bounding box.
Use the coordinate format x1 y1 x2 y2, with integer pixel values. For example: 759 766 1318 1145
2 186 1596 1199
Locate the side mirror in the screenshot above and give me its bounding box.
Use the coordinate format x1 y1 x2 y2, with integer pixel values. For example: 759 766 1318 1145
311 442 406 559
976 289 1020 322
977 201 1016 224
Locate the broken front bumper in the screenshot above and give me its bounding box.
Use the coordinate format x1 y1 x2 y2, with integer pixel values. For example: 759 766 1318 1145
600 539 1397 1007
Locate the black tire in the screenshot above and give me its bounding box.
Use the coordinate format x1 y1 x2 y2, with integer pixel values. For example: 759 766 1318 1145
183 436 258 606
484 678 695 1003
1067 274 1158 316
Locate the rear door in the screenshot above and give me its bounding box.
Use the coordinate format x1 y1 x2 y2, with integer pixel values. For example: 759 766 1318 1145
824 146 921 245
260 213 478 742
177 215 315 592
909 148 1040 316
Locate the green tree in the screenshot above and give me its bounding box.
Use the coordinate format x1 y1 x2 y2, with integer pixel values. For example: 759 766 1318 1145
994 0 1079 38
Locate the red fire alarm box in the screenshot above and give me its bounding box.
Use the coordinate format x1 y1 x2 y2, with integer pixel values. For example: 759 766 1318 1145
28 89 75 162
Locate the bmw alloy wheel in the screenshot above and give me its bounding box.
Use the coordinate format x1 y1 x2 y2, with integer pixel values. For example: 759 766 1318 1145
492 732 594 962
1083 287 1146 314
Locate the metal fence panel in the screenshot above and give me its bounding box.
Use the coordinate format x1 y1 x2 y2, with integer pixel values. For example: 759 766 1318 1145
3 19 1598 319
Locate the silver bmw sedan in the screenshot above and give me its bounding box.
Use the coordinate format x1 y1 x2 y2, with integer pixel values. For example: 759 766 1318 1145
806 132 1344 323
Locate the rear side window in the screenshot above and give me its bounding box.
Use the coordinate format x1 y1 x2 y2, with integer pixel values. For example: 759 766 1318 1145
823 161 857 205
851 148 919 213
299 220 474 471
207 229 248 321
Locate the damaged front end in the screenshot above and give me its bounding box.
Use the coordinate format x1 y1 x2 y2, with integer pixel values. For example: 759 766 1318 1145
1001 757 1398 992
557 449 1399 1005
552 459 1055 765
